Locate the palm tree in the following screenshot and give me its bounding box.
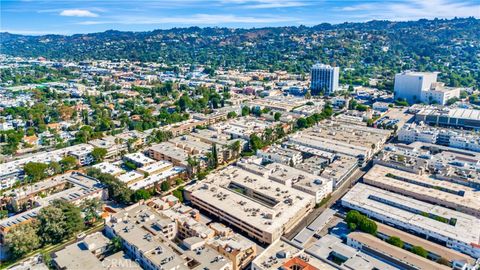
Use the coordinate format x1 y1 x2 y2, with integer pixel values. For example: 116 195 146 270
227 141 241 159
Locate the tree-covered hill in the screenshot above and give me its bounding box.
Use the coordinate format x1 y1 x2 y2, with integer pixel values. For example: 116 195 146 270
1 17 479 88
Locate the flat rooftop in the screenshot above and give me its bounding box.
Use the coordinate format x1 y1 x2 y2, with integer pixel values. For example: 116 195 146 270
189 166 315 233
124 152 156 166
376 222 475 265
128 167 185 191
92 162 125 175
252 238 337 270
342 183 480 247
364 165 480 215
266 163 331 193
348 232 450 270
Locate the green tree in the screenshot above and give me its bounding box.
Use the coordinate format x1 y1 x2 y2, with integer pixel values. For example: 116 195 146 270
37 206 67 244
210 143 219 168
4 222 41 259
60 156 78 171
37 200 84 244
172 186 184 202
48 161 62 175
160 181 170 192
132 189 152 202
274 112 281 121
241 106 250 116
91 147 107 163
345 210 377 235
82 198 102 225
227 140 242 159
411 246 428 258
296 118 308 129
249 134 264 151
227 111 237 119
24 162 48 181
386 236 404 248
86 168 133 204
109 236 123 253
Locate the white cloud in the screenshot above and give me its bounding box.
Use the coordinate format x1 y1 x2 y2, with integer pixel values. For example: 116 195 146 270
220 0 309 9
2 29 69 35
60 9 99 17
340 0 480 21
78 13 298 25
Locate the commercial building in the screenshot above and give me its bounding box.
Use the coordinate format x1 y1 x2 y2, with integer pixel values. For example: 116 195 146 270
256 145 303 166
92 161 125 176
398 122 480 152
252 238 337 270
190 129 247 162
375 222 476 269
288 120 390 165
420 82 461 105
363 165 480 217
245 96 309 112
185 166 315 244
147 142 195 168
310 63 339 95
415 107 480 131
375 142 480 189
209 116 277 140
394 71 438 104
341 183 480 258
123 152 156 167
306 234 399 270
347 232 451 270
237 160 333 204
89 135 127 159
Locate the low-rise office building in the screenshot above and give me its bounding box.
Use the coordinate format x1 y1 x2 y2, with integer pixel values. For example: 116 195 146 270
237 160 333 204
415 107 480 131
256 145 303 166
347 232 451 270
186 166 315 244
375 142 480 189
251 238 337 270
341 183 480 258
398 122 480 152
364 165 480 217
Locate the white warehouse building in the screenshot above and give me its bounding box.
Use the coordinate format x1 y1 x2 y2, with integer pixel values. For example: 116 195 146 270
341 183 480 259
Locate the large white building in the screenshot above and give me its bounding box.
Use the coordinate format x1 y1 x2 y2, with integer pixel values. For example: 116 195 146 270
310 64 339 95
394 71 438 103
394 71 460 105
341 183 480 258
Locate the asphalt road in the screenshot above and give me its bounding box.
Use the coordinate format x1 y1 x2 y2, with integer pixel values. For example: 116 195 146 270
284 166 367 240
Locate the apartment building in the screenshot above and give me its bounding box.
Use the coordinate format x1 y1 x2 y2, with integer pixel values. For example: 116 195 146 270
0 172 107 244
105 204 233 270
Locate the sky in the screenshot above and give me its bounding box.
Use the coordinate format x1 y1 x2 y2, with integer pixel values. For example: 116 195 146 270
1 0 479 35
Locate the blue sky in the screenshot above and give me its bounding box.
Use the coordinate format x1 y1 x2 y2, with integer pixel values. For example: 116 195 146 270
1 0 479 35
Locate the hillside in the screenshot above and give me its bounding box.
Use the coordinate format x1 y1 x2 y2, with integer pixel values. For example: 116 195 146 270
1 18 479 88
